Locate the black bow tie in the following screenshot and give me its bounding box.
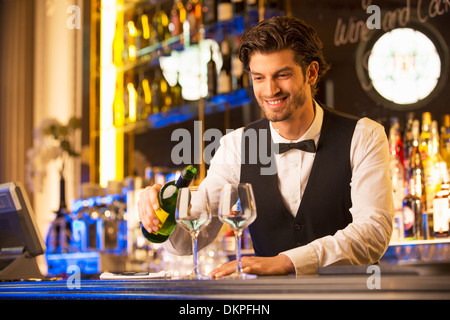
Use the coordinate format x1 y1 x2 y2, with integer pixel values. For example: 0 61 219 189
275 139 316 154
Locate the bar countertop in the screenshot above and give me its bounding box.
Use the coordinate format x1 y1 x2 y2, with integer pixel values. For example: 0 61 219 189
0 263 449 301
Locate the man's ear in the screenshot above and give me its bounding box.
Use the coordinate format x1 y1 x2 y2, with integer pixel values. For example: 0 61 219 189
306 61 319 85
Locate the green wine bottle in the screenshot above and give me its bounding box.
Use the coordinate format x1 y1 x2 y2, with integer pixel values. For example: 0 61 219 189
141 165 197 243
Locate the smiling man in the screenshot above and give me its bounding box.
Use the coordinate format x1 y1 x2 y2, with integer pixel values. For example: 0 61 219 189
138 17 395 277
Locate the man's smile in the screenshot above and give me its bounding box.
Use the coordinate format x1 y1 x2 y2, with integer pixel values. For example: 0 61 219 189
263 96 288 110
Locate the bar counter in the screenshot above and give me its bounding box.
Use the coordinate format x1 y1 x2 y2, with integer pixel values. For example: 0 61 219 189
1 263 449 301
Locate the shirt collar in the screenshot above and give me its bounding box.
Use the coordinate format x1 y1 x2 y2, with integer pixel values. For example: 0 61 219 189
269 100 323 144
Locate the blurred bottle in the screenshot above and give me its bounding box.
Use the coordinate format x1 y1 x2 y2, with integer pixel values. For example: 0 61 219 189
389 118 406 241
433 169 450 238
419 112 432 162
441 114 450 171
125 10 138 61
170 0 186 37
207 46 218 97
171 72 184 107
113 79 125 127
153 5 170 43
403 121 425 240
141 70 152 117
218 0 233 21
126 76 138 122
186 0 202 44
218 37 232 94
232 0 245 15
203 0 217 25
403 112 415 170
424 120 447 214
139 8 155 49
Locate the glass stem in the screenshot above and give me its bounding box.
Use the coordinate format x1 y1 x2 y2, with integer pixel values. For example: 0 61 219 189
191 232 199 276
235 230 243 275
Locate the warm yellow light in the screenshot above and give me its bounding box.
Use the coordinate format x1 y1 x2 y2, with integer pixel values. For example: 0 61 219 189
100 0 123 187
178 3 186 23
128 44 136 60
127 20 137 36
141 14 150 40
127 82 137 122
142 79 152 104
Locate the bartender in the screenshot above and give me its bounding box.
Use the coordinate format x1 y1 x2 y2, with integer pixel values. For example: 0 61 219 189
138 16 395 277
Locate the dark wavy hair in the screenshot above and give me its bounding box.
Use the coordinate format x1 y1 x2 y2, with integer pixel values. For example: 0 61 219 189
239 16 330 97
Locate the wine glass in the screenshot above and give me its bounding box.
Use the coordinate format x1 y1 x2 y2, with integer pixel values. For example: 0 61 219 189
175 187 212 279
218 183 257 278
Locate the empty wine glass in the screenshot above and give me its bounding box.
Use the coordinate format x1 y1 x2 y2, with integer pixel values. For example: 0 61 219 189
175 187 212 279
218 183 257 278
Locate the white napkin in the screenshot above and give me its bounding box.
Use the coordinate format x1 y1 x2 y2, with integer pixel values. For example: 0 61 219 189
99 270 170 280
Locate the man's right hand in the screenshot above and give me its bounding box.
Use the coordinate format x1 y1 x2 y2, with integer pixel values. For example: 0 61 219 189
137 184 163 233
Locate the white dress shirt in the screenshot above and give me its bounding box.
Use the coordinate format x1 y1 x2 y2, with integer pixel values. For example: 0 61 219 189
166 102 395 275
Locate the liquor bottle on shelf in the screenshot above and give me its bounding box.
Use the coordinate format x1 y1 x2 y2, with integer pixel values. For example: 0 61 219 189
126 77 138 122
139 8 155 50
403 112 415 170
403 121 425 240
389 118 406 240
141 165 198 243
419 112 432 162
141 71 152 117
150 69 160 114
218 37 232 94
441 114 450 170
170 0 186 37
123 72 131 121
218 0 233 22
203 0 217 25
231 45 244 91
186 0 202 44
153 5 171 43
207 46 218 97
433 169 450 238
125 10 138 61
113 79 125 127
152 67 171 112
136 73 144 120
171 72 183 107
424 120 447 213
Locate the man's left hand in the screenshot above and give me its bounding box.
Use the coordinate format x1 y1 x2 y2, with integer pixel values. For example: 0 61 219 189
209 254 295 278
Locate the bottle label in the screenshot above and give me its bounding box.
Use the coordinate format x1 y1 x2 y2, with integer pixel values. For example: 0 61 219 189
153 207 169 233
403 205 414 232
433 198 450 233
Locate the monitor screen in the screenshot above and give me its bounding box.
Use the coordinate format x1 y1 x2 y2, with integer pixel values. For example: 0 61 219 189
0 182 45 258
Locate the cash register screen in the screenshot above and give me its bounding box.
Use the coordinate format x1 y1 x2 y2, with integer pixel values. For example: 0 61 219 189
0 182 45 258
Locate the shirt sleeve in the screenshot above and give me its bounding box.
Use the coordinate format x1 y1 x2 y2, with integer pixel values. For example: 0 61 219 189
281 118 395 274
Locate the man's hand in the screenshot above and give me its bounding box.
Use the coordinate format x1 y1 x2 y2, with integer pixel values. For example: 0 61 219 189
209 254 295 278
138 184 163 233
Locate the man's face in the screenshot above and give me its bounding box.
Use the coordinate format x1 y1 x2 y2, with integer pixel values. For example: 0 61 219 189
249 49 314 123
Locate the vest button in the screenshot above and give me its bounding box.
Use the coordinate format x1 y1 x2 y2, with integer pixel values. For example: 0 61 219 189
294 223 303 230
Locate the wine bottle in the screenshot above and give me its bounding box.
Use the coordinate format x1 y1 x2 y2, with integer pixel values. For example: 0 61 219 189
141 165 198 243
170 0 186 37
403 133 425 240
207 46 218 97
389 118 406 241
440 114 450 174
433 179 450 237
218 0 233 21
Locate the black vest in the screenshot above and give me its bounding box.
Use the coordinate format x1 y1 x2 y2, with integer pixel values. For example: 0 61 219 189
240 107 358 257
